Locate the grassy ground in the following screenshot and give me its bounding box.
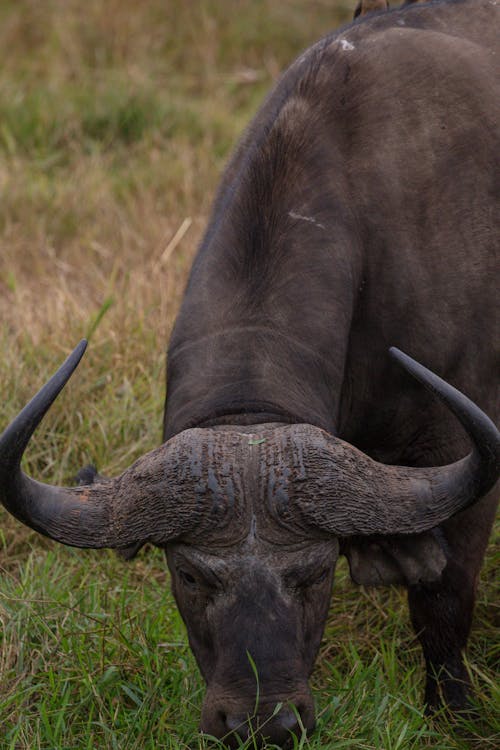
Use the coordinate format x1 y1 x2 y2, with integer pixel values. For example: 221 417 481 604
0 1 498 748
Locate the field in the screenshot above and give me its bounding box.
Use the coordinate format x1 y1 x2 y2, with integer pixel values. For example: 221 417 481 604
0 1 498 748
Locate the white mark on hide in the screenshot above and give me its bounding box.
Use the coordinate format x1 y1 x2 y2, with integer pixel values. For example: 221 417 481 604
250 514 257 540
340 39 355 52
288 211 325 230
397 18 406 26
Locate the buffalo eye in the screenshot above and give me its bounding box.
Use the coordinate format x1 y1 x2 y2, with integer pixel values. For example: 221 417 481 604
178 568 197 587
175 565 221 595
310 568 329 586
285 565 330 593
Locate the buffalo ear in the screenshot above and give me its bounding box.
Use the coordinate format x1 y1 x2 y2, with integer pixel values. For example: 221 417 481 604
75 464 103 486
116 543 144 560
340 530 447 586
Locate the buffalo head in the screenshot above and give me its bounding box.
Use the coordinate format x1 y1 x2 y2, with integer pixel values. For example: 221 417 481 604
0 341 498 746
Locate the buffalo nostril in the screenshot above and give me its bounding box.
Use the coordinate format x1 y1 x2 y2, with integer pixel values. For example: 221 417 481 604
277 707 300 731
293 702 309 724
225 715 249 739
207 700 313 745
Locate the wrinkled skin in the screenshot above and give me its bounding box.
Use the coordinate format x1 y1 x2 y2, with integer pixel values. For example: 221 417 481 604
167 531 338 744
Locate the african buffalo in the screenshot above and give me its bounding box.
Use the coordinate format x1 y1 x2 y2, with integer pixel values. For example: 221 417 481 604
0 0 498 746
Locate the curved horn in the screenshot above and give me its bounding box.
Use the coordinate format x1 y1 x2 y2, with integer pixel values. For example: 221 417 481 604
388 347 499 504
0 342 206 549
284 350 499 536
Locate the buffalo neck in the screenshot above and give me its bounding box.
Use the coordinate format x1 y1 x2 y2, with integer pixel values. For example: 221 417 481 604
164 85 363 440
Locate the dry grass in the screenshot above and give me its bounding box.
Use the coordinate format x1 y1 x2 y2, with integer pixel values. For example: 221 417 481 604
0 0 352 348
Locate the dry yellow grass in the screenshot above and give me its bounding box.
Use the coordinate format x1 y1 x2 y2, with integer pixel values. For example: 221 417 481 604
0 0 352 354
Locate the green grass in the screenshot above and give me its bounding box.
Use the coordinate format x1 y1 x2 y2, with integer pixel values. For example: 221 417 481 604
0 1 498 748
1 544 498 749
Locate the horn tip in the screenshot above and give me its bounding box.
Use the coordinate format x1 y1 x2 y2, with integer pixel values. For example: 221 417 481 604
389 345 405 361
71 339 88 366
389 346 418 374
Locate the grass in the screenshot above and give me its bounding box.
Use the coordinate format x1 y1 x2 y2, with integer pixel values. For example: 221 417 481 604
0 1 498 748
1 546 498 749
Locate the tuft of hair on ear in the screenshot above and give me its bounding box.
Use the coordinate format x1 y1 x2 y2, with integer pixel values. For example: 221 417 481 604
74 464 101 486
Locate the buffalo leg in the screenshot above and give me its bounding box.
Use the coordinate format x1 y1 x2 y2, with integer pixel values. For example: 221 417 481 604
408 560 475 711
408 487 498 712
